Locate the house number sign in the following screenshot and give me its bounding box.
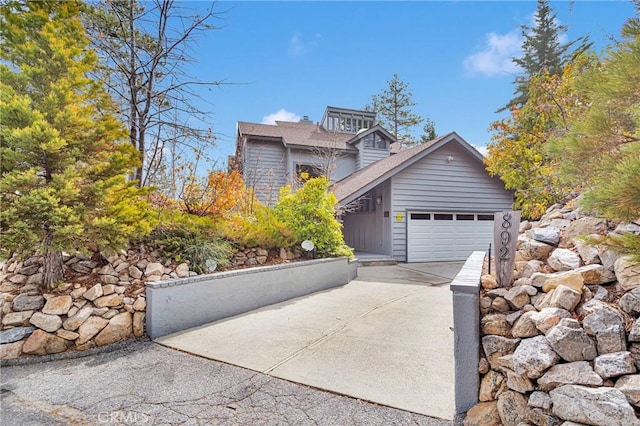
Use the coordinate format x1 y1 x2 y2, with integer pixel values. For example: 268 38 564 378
493 210 521 287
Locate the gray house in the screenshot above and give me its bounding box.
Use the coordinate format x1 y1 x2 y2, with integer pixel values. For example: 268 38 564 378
232 106 513 262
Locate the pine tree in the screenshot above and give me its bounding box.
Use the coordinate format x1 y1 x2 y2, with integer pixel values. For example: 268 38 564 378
366 74 427 146
547 4 640 230
499 0 591 112
0 1 155 288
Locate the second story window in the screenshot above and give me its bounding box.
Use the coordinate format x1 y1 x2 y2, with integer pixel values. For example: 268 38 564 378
363 133 387 149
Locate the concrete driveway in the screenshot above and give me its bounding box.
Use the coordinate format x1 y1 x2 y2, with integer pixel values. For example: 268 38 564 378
156 262 462 421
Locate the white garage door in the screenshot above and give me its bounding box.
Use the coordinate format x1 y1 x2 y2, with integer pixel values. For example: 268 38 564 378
407 212 494 262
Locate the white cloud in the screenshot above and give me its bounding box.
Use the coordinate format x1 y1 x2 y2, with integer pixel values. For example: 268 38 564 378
261 109 301 125
288 32 322 56
463 31 522 77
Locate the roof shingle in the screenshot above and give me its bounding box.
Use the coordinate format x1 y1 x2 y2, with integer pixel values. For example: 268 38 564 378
238 121 355 150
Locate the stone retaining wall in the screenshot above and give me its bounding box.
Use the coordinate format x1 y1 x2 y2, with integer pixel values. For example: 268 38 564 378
0 246 303 360
464 201 640 426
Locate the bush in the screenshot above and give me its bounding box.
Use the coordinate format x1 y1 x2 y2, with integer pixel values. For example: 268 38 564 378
222 204 295 249
273 177 353 258
146 224 234 273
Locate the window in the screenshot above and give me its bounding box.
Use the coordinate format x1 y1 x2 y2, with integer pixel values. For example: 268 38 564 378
410 213 431 220
457 214 475 221
478 214 494 221
434 214 454 220
363 133 387 149
296 164 322 180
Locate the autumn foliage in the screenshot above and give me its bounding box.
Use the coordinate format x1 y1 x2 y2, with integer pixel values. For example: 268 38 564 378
181 170 249 218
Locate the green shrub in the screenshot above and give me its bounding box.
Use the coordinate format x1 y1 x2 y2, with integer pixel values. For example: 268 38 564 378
222 204 295 249
273 177 354 259
146 224 234 273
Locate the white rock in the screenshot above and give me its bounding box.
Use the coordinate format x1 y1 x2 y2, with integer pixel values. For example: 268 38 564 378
29 312 62 333
538 361 603 391
548 248 582 272
594 351 636 379
615 374 640 407
550 385 640 426
583 304 627 354
546 318 597 362
531 227 561 245
511 335 560 379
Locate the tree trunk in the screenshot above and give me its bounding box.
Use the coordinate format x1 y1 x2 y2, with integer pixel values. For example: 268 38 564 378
42 230 64 290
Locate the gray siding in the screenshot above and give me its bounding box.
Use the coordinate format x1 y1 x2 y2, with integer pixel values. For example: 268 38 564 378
244 140 287 205
288 149 356 182
360 147 390 169
390 143 513 261
342 181 392 255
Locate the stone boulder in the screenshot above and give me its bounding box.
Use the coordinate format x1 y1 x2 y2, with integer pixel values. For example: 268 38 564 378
83 283 103 301
532 270 584 293
482 335 521 369
2 311 33 327
620 288 640 316
576 264 616 285
12 294 44 312
550 385 639 426
76 316 109 345
531 227 561 246
463 401 501 426
511 311 540 338
41 295 72 315
519 239 555 261
497 390 529 426
615 374 640 407
582 304 627 354
0 326 35 344
22 329 67 355
538 361 603 391
615 256 640 291
594 352 636 379
530 307 571 334
144 262 164 277
548 248 582 272
94 312 132 346
574 238 601 265
63 305 93 331
504 286 531 310
547 285 582 311
29 312 62 333
511 335 560 379
481 314 509 336
479 370 506 402
546 318 597 362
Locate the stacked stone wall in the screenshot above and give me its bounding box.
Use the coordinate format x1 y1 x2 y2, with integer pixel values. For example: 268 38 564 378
466 201 640 426
1 246 298 360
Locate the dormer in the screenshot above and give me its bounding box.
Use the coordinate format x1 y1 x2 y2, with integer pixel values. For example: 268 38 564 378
348 126 395 170
321 106 376 134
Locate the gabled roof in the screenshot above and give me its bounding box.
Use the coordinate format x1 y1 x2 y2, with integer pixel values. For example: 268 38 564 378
333 132 485 204
237 121 355 151
345 125 396 145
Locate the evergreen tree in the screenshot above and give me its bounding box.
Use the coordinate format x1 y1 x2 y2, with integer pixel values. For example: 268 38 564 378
547 4 640 235
0 0 155 288
366 74 426 146
499 0 591 112
419 119 438 144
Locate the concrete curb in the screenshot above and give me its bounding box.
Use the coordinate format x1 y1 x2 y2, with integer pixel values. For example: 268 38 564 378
0 337 150 367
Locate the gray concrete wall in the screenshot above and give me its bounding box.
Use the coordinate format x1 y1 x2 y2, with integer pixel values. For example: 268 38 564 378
450 251 484 414
147 257 355 339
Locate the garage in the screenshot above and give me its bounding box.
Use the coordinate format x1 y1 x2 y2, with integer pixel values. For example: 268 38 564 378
407 212 494 262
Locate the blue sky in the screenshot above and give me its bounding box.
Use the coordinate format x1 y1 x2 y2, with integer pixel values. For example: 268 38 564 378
185 1 635 164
